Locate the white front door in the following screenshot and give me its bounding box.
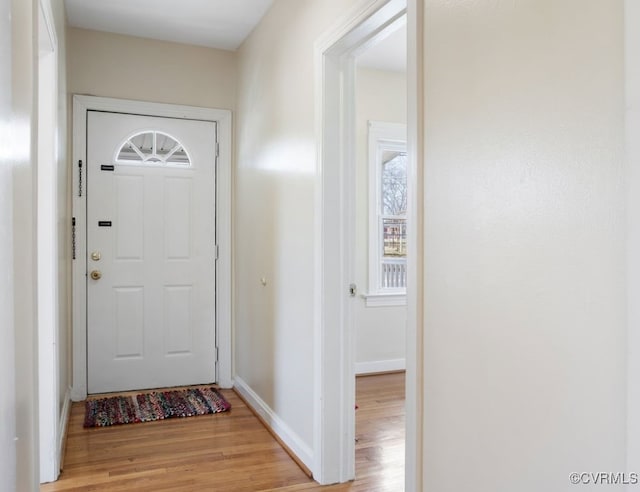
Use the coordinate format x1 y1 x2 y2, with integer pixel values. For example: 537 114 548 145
86 111 217 394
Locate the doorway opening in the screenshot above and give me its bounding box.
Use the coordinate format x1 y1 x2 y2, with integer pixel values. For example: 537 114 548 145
353 17 408 376
353 12 408 488
314 0 420 486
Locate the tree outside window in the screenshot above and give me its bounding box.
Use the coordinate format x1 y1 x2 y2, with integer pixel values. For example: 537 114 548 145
381 151 407 259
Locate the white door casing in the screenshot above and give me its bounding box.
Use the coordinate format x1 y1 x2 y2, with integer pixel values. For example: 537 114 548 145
86 111 216 394
38 0 62 482
313 0 414 485
72 96 233 400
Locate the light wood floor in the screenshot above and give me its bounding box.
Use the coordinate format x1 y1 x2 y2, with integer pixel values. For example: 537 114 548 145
41 372 405 491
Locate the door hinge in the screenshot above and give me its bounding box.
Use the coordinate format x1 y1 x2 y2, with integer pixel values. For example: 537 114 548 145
215 142 219 158
72 217 76 260
214 244 219 260
214 346 219 363
78 160 83 197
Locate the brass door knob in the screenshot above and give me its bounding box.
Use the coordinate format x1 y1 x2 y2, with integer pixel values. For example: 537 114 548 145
90 270 102 280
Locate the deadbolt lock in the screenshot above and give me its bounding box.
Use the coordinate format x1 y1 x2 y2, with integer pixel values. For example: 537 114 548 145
91 251 101 261
90 270 102 280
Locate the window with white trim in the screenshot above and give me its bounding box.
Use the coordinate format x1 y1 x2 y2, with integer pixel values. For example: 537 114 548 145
366 121 407 306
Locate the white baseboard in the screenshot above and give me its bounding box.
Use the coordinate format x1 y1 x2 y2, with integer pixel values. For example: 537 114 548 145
355 358 406 375
233 376 313 471
70 385 86 402
57 387 72 473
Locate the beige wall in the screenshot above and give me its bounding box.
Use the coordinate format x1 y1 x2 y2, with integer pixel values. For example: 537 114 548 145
626 0 640 473
421 1 625 490
354 66 407 369
67 27 237 110
0 0 16 487
235 0 360 461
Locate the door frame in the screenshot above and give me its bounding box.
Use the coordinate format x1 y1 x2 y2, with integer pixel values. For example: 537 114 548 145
313 0 423 486
71 95 232 400
37 0 61 482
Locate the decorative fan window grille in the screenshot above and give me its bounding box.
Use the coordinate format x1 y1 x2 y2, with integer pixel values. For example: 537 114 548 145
116 131 191 166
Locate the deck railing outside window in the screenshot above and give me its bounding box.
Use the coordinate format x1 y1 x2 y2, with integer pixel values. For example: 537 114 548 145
381 258 406 289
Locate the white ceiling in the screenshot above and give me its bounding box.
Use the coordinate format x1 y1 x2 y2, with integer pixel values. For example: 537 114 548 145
64 0 406 71
64 0 274 51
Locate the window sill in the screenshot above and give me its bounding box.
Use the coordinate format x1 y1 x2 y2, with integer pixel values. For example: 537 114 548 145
362 292 407 307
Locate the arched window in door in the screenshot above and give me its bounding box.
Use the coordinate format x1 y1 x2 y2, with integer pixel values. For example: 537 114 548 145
115 131 191 166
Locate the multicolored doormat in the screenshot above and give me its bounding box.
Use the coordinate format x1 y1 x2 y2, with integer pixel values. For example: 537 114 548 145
84 387 231 427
